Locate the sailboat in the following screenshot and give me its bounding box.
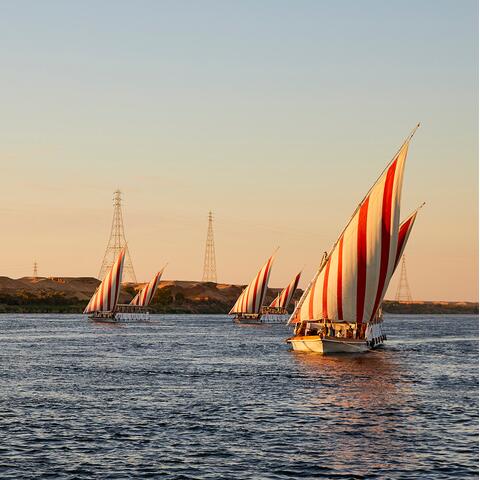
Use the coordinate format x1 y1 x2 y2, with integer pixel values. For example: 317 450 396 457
229 252 276 324
262 271 302 316
84 250 165 322
114 266 166 321
286 125 423 353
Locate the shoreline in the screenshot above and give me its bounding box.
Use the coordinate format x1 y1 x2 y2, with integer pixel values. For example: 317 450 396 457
0 276 476 315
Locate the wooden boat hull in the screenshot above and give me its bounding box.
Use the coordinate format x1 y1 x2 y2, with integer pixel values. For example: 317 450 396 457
287 335 382 354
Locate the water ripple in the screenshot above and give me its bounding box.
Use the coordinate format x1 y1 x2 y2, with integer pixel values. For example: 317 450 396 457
0 313 478 479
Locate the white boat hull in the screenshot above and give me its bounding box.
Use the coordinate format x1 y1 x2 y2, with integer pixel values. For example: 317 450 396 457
114 311 150 322
260 315 288 324
89 312 150 323
233 313 263 324
287 316 387 354
234 315 287 325
287 335 383 354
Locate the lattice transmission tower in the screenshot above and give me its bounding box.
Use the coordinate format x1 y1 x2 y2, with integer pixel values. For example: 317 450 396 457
33 260 38 278
202 211 217 283
98 190 137 283
395 255 412 303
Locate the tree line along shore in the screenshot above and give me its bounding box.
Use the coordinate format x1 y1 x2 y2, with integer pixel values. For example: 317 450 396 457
0 276 476 315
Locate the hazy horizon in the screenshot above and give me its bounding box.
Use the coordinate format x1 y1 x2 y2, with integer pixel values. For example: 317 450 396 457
0 0 477 301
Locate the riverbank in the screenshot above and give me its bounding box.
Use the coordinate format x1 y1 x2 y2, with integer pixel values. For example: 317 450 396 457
0 276 476 314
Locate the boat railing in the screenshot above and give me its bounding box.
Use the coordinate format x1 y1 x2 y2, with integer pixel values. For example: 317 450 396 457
261 306 288 315
115 304 148 314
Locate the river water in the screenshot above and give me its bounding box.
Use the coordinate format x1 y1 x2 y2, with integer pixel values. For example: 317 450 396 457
0 314 477 479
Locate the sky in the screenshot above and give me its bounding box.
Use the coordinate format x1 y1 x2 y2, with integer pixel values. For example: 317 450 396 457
0 0 477 301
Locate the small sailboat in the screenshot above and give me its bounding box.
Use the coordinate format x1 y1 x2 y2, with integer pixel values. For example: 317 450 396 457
262 271 302 318
114 266 166 321
287 125 423 353
84 250 165 322
229 252 276 324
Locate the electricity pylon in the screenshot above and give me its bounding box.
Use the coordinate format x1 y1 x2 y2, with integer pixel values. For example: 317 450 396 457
202 211 217 283
98 190 137 283
33 260 38 278
395 255 412 303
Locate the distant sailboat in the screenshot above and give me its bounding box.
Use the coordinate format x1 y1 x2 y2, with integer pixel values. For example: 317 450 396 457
287 126 423 353
229 252 276 324
262 271 301 316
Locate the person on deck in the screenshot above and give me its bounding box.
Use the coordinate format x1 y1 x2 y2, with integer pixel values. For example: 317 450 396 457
329 323 335 337
324 321 330 337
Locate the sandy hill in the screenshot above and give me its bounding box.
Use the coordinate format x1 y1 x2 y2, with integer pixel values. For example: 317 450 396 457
0 276 476 314
0 277 289 313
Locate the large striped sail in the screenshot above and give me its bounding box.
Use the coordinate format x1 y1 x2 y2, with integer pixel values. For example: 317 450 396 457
270 272 301 309
84 249 125 313
130 267 165 307
229 253 276 314
289 126 420 326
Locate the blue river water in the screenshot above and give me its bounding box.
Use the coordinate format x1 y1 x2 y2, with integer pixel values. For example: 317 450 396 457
0 314 478 479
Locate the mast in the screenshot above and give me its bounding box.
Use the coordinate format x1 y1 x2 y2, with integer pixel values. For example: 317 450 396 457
290 125 421 326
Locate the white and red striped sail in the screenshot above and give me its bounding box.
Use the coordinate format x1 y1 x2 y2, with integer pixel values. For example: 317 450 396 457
229 254 276 314
84 250 125 313
130 267 165 307
394 211 418 270
289 128 419 326
270 271 301 309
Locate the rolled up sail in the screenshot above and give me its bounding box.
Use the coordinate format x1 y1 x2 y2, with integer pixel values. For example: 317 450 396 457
270 271 301 309
229 253 276 314
84 249 125 313
289 127 420 326
130 267 165 307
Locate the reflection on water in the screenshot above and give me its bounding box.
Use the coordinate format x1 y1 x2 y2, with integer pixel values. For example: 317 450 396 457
0 313 477 479
291 350 417 476
293 349 406 404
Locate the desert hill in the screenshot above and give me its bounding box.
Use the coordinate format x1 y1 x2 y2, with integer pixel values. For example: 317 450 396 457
0 276 476 314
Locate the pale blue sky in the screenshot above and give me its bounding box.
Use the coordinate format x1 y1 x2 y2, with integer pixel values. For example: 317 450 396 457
0 0 477 300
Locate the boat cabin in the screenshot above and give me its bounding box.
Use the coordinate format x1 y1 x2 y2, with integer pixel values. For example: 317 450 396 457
294 319 366 340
